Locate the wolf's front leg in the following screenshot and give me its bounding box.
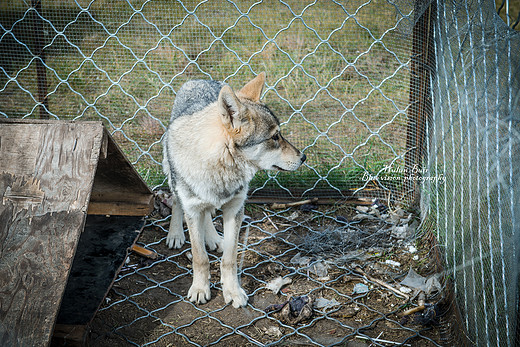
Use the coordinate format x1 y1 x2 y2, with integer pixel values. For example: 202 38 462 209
220 197 248 308
166 200 185 249
185 209 211 304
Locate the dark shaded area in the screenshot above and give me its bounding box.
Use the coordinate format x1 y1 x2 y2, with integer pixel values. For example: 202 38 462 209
56 215 144 325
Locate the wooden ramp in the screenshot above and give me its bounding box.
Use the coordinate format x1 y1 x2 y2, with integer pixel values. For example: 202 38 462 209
0 119 154 346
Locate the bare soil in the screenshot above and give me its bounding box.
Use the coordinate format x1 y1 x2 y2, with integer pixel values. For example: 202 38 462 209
88 203 444 346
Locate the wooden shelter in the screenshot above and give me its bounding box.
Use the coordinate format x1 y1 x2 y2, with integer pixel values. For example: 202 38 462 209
0 119 154 346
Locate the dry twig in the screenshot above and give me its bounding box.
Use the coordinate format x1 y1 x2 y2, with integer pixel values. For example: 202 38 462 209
271 198 318 209
354 266 410 301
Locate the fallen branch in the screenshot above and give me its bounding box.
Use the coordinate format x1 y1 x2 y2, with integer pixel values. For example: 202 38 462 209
353 266 410 301
271 198 318 209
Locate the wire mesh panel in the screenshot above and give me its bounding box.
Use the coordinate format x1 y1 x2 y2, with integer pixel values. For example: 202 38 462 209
423 0 520 345
0 0 422 204
7 0 520 346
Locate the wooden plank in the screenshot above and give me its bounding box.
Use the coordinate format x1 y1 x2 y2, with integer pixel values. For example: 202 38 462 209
0 174 87 347
0 120 103 347
86 200 152 216
0 120 104 214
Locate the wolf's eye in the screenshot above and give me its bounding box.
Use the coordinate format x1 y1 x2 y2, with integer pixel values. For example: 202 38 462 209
271 132 280 141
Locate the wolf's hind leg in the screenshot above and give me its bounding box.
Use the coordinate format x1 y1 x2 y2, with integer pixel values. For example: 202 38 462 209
204 212 223 252
166 200 185 249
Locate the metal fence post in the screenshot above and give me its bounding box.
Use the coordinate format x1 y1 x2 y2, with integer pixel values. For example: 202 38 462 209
31 0 49 119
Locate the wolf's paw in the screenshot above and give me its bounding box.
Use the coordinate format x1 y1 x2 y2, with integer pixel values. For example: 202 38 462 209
188 283 211 304
222 285 248 308
166 231 185 249
205 232 223 252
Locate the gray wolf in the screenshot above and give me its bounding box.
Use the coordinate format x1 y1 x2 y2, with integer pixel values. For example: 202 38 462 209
162 72 306 308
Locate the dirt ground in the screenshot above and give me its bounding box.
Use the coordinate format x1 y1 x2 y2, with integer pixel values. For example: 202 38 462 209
88 202 445 346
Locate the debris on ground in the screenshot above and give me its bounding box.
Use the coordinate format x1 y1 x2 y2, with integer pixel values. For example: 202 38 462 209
265 276 292 294
354 266 410 300
400 293 442 327
265 295 314 325
263 326 282 339
153 189 173 218
400 267 442 295
131 244 158 260
94 196 443 345
271 198 318 210
314 297 341 311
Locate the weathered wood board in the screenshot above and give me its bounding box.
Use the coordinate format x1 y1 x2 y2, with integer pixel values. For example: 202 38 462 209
0 119 153 347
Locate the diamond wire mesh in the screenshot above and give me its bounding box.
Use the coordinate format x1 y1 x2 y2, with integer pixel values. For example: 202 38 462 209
0 0 447 346
0 0 418 203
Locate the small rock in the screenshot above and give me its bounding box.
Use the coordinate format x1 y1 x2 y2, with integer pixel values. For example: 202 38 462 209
385 259 401 267
300 203 318 212
287 211 299 221
335 215 349 223
264 326 282 338
342 305 360 318
356 206 370 213
391 224 410 239
399 286 412 294
353 283 369 294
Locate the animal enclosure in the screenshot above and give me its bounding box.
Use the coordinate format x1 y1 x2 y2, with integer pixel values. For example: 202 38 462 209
1 0 519 346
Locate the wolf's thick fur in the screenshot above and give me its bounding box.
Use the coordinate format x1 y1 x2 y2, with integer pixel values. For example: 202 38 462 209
162 72 305 308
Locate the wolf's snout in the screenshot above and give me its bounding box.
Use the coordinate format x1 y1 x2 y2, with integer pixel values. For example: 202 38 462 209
300 153 307 164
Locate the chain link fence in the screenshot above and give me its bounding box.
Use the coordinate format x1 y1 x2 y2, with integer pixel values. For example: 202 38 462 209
0 0 421 203
1 0 519 346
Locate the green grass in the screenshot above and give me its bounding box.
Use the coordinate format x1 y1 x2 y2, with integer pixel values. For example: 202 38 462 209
0 0 414 197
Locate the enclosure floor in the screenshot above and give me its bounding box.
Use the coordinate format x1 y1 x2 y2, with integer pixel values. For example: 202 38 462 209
89 204 442 346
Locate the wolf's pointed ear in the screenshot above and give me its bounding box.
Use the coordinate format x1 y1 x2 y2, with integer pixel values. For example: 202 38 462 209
218 85 243 130
237 72 265 102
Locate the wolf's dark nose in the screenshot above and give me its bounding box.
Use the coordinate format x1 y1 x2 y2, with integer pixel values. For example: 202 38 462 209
301 153 307 163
